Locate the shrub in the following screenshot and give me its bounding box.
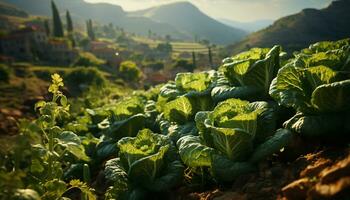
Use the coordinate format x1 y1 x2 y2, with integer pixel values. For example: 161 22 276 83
144 61 164 71
156 42 172 53
173 59 195 72
65 67 106 95
119 60 142 82
72 52 105 67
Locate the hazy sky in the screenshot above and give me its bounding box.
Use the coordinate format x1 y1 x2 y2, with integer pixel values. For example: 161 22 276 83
84 0 333 22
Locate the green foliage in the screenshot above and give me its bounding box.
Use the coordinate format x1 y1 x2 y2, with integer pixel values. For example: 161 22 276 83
66 10 73 32
51 0 64 37
72 52 105 67
172 59 195 72
156 42 172 53
159 70 217 103
177 98 286 182
144 61 164 71
0 74 95 199
270 40 350 138
44 20 50 36
119 60 143 82
86 19 95 40
105 129 183 199
213 46 281 102
2 38 350 199
65 67 106 94
192 51 196 69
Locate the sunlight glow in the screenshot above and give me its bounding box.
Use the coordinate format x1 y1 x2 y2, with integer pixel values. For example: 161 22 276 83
84 0 332 22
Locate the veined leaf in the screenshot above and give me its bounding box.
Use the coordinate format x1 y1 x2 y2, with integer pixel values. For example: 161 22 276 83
163 96 193 124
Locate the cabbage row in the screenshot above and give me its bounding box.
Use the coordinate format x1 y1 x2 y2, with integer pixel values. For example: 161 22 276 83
86 39 350 199
7 39 350 200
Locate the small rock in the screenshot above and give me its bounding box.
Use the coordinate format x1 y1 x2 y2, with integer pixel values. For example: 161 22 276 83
310 176 350 198
282 178 312 200
300 158 332 178
320 155 350 184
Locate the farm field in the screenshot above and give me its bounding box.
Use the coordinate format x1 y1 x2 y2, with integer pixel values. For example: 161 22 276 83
132 36 220 54
1 38 350 200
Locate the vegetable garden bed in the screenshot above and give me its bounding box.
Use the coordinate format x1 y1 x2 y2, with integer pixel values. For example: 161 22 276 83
1 38 350 200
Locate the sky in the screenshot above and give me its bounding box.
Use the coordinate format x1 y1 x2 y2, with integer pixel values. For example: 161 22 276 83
84 0 333 22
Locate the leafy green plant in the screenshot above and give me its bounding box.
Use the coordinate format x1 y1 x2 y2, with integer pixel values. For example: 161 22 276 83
156 71 218 141
160 70 217 101
91 96 148 161
119 60 143 82
177 98 290 182
22 74 95 199
72 52 105 67
104 129 184 200
3 39 350 200
270 40 350 138
212 46 281 102
65 67 106 95
158 71 217 123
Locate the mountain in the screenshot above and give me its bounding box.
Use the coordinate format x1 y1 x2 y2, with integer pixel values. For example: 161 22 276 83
228 0 350 54
218 19 273 33
2 0 246 44
131 2 246 44
0 2 28 18
0 0 192 40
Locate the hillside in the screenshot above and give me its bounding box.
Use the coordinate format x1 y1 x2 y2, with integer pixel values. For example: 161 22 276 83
2 0 246 44
131 2 246 44
227 0 350 54
218 18 273 33
0 2 28 17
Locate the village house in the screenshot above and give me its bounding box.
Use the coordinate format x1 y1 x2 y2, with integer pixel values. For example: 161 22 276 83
0 25 80 64
0 26 47 61
47 38 78 65
82 40 122 68
90 47 121 67
84 40 112 51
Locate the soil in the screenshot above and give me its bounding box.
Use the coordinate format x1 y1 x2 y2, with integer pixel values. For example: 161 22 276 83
174 145 350 200
0 76 48 135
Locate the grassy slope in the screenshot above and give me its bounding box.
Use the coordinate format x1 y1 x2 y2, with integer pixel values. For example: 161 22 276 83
227 0 350 54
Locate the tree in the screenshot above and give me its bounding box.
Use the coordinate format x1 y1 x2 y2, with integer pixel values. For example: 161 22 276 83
51 0 64 37
86 19 95 40
148 29 152 39
119 61 142 82
165 34 172 42
156 43 172 54
44 20 50 36
208 46 213 68
66 10 73 33
173 59 195 72
192 51 196 69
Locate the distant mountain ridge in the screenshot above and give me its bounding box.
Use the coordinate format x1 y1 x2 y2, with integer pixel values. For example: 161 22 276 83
227 0 350 54
130 2 247 44
0 1 28 17
1 0 246 44
218 18 273 33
